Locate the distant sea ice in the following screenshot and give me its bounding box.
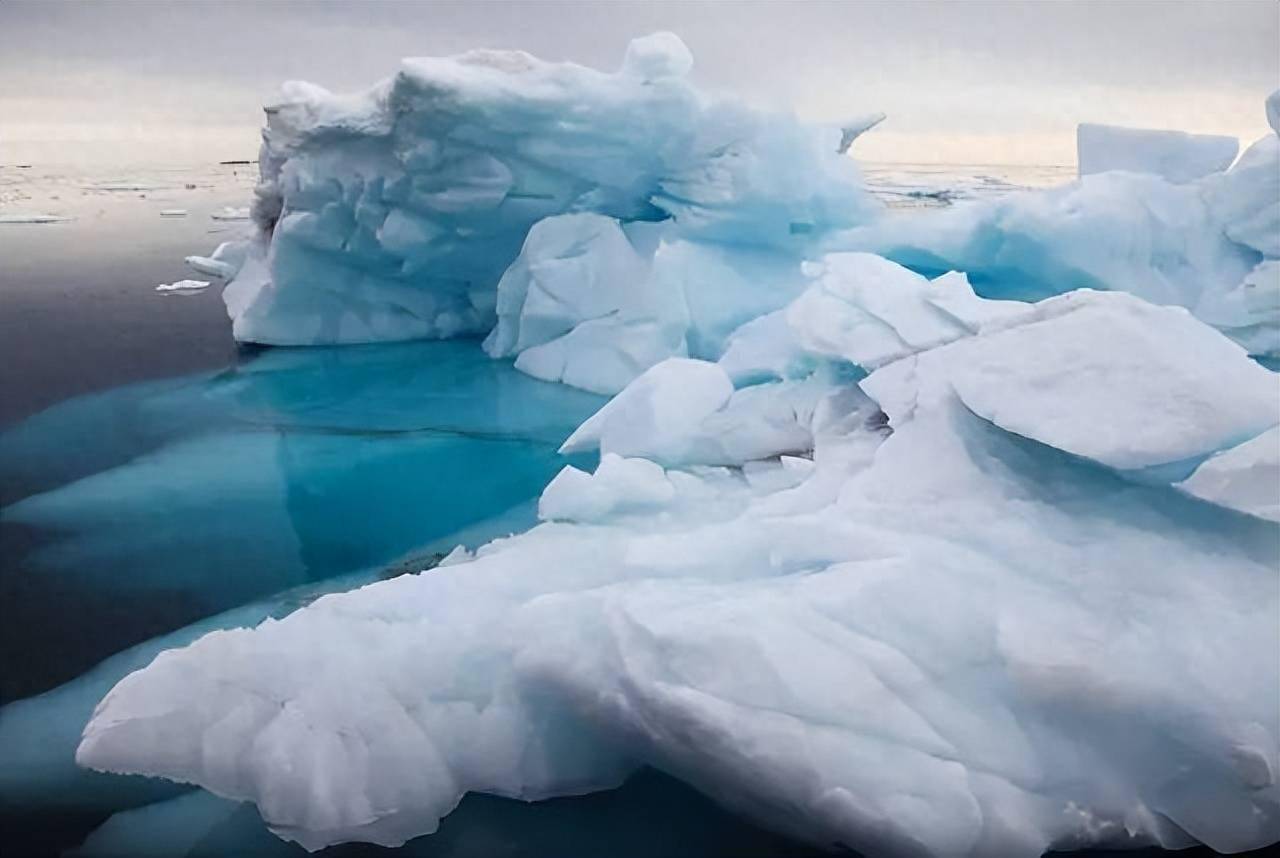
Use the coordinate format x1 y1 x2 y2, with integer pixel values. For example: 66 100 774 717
155 279 211 293
210 206 251 221
0 213 69 224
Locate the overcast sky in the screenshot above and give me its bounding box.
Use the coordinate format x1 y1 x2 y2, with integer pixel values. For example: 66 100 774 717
1 0 1276 166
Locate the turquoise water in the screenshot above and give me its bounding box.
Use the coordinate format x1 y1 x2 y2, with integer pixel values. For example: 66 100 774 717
0 339 604 703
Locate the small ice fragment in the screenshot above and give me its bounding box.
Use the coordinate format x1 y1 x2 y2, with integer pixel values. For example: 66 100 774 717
155 279 211 293
0 213 69 224
838 112 887 154
211 206 251 221
160 209 188 218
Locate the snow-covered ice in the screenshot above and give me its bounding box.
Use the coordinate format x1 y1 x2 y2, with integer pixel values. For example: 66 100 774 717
1076 123 1238 183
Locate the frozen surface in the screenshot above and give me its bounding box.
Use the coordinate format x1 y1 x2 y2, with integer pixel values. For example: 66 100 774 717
216 33 872 346
79 275 1280 857
1076 123 1237 183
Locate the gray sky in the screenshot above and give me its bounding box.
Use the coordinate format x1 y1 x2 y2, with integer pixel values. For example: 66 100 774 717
1 0 1276 166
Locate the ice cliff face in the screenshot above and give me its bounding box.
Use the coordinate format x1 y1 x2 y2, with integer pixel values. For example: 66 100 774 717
85 35 1280 858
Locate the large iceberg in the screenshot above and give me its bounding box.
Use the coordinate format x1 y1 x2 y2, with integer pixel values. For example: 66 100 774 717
79 34 1280 858
217 33 873 348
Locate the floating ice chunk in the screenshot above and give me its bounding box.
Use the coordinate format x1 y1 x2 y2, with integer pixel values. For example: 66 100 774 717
0 213 68 223
717 309 809 384
1177 426 1280 522
838 111 887 154
185 239 249 280
1077 123 1238 183
560 358 733 460
483 215 682 393
539 454 675 523
787 253 1029 370
488 213 809 393
155 279 211 293
159 209 188 218
863 290 1279 471
560 356 840 467
210 206 251 221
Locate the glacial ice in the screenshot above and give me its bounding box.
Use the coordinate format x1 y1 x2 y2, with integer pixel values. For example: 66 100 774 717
1076 123 1238 183
68 35 1280 858
79 256 1280 856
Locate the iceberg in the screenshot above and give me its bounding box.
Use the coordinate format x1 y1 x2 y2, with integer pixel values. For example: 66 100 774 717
63 34 1280 858
78 256 1280 857
1076 123 1238 183
211 33 873 347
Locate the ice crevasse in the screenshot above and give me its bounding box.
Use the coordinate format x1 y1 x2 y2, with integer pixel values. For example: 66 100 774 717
83 34 1280 858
